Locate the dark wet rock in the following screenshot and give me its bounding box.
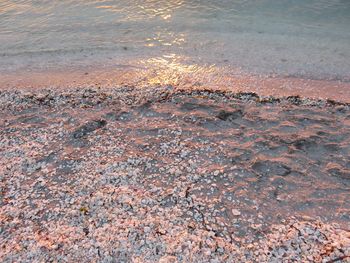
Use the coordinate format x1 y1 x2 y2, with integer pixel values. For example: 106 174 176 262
216 109 243 121
252 160 291 176
72 119 107 139
83 227 89 236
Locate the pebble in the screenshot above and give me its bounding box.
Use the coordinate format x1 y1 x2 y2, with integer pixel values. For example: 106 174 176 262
231 209 241 216
1 87 349 262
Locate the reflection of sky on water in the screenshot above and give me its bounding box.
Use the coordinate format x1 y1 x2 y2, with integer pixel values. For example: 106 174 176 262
95 0 184 21
0 0 349 81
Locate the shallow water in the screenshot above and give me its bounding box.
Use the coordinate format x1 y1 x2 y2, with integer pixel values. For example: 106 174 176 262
0 1 350 83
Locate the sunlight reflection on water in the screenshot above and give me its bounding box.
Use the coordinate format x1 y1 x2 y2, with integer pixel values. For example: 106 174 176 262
138 54 219 86
0 0 349 82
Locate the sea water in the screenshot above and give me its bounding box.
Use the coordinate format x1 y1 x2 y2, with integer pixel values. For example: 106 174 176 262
0 0 349 82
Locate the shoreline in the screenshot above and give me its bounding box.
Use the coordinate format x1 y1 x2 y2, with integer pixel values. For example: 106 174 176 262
2 1 350 260
1 66 350 103
1 86 350 114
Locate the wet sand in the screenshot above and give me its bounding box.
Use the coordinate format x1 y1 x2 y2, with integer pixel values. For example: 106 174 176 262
1 67 350 103
1 86 349 262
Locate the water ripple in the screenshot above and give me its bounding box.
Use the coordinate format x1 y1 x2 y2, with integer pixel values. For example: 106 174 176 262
0 0 349 81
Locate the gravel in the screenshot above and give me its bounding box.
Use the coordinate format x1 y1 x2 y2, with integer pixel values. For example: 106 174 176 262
0 86 349 262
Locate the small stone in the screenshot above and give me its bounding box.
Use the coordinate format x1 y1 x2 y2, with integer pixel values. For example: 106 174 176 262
247 244 254 249
231 209 241 216
159 256 177 263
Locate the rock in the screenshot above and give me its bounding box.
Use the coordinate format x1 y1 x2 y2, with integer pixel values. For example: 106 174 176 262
72 119 107 139
216 109 243 121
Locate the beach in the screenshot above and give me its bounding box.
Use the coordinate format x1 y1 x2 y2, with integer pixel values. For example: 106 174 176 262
1 0 350 261
1 86 349 262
